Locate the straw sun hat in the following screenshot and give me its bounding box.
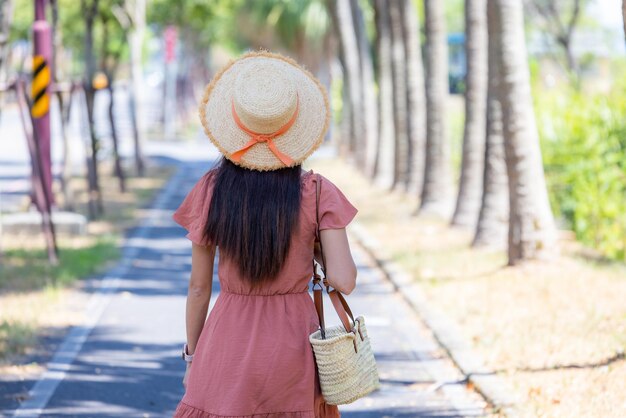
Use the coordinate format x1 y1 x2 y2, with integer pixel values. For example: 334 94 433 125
199 51 331 171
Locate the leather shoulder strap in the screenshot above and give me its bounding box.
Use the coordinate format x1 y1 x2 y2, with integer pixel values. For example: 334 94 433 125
313 174 355 336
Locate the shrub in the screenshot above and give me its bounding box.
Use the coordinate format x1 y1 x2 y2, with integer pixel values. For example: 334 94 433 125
537 82 626 261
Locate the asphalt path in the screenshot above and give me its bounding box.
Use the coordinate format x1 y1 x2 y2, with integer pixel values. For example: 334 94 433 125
3 152 487 417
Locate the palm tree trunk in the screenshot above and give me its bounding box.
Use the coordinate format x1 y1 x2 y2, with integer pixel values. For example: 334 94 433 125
389 0 410 189
402 0 426 195
0 0 12 82
493 0 556 264
340 71 352 156
329 0 364 163
127 0 146 176
350 0 378 178
622 0 626 41
420 0 452 216
473 0 508 248
50 0 74 211
55 87 75 211
373 0 395 188
451 0 488 228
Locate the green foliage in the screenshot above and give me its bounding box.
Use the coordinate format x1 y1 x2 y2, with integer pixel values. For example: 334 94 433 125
148 0 246 53
445 0 464 33
8 0 31 42
245 0 329 49
537 81 626 261
8 0 130 77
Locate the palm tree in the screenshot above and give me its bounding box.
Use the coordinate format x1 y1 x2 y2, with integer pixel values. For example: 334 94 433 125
420 0 451 216
451 0 487 228
373 0 395 188
328 0 363 162
389 0 409 189
622 0 626 40
0 0 12 82
350 0 378 178
402 0 426 194
493 0 556 264
473 0 508 248
126 0 146 176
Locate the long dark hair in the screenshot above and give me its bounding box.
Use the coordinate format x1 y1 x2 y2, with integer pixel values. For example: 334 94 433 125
204 158 302 283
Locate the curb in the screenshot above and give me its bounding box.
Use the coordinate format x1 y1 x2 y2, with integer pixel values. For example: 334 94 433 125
349 222 519 417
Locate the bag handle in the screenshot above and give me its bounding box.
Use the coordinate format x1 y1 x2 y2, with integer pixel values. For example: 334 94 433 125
313 174 356 339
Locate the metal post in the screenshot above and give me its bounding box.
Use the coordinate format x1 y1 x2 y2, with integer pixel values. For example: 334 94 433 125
32 0 53 207
164 25 177 140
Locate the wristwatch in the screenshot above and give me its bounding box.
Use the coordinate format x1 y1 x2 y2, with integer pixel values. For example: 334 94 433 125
181 343 194 363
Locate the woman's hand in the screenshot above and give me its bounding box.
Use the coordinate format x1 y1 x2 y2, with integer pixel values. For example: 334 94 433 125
183 362 192 388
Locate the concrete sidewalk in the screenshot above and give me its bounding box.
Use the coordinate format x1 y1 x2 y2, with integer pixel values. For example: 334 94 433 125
3 157 488 417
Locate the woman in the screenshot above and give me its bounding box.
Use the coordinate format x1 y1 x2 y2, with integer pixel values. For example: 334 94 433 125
172 51 358 418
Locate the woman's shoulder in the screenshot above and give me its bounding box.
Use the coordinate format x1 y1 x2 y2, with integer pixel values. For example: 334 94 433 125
300 169 344 194
301 169 358 229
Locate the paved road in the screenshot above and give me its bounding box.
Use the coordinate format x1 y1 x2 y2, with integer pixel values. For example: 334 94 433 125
3 155 487 417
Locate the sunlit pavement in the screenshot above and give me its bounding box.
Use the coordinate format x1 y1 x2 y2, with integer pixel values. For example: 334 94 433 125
3 150 487 417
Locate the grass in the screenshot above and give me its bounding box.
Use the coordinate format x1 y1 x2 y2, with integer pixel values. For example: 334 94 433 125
308 156 626 418
0 321 37 358
0 162 175 365
0 237 119 292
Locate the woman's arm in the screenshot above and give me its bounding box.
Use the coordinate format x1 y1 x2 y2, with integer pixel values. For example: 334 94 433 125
317 228 357 294
186 243 216 354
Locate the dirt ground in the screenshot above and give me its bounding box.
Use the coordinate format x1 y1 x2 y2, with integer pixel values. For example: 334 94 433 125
308 157 626 418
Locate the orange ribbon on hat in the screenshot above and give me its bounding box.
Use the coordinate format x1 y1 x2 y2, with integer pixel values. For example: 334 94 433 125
230 95 299 166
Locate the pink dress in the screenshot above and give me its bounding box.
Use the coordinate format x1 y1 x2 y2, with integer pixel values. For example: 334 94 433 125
171 169 357 418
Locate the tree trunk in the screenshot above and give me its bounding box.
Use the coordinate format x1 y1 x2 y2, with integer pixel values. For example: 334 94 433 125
622 0 626 41
328 0 364 164
340 72 352 156
83 84 102 218
55 87 75 211
0 0 12 82
389 0 410 189
16 78 59 265
373 0 395 188
493 0 556 264
127 0 146 176
50 0 60 78
402 0 426 195
451 0 488 228
350 0 378 178
420 0 452 216
50 0 74 211
82 0 102 218
473 0 508 248
107 82 126 193
560 37 577 78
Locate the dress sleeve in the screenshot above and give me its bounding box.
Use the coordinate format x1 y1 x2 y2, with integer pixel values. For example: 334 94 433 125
172 170 216 246
317 175 358 230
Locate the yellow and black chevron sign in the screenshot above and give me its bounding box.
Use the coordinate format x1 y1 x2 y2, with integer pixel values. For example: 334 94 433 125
32 55 50 118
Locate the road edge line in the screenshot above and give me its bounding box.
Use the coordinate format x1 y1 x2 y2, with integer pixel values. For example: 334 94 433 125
11 164 186 418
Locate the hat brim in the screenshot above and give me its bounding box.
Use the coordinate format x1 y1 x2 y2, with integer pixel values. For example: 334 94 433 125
199 51 331 171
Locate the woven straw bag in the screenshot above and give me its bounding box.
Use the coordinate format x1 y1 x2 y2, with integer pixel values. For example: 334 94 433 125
309 175 380 405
